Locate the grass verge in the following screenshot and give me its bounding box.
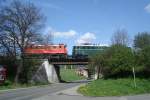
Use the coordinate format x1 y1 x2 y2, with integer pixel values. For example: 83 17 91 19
78 78 150 96
0 80 49 90
60 68 85 82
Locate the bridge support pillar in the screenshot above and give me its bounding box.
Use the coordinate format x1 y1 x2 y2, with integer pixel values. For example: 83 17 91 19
31 59 60 83
44 60 60 83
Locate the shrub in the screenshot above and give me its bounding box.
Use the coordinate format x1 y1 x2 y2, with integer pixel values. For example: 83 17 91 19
104 45 135 77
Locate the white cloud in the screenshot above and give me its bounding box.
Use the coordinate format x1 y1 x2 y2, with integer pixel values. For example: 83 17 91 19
98 43 109 46
76 32 96 44
144 3 150 13
44 27 77 38
53 30 77 38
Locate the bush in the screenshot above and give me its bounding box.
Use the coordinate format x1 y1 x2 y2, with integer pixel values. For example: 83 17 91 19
104 45 135 77
19 59 42 83
3 80 12 86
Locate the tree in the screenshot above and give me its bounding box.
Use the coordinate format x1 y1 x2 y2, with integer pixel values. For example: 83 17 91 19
138 46 150 69
105 45 134 77
0 0 44 83
134 32 150 50
90 53 105 79
111 29 129 46
43 30 53 45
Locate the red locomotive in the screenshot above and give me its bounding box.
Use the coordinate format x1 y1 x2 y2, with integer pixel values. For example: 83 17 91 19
24 44 67 58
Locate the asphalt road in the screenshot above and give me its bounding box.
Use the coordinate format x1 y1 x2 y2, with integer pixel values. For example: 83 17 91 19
1 80 150 100
0 80 88 100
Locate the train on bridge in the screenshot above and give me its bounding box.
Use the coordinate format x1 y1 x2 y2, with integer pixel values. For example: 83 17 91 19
24 44 88 60
24 44 67 58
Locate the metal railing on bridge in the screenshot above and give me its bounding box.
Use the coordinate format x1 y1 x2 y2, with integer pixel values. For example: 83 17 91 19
24 55 89 65
48 55 89 65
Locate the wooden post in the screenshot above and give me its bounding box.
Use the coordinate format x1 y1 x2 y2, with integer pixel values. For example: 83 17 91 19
132 67 136 88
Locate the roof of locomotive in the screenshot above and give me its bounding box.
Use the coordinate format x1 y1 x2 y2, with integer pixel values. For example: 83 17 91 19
25 44 67 48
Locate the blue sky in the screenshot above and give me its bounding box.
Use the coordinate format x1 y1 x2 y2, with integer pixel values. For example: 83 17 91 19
25 0 150 54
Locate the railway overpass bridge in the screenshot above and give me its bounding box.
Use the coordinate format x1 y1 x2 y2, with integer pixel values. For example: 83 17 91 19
30 56 89 83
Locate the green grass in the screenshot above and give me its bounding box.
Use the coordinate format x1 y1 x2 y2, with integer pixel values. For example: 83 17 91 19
78 78 150 96
60 68 85 82
0 80 48 90
0 83 30 90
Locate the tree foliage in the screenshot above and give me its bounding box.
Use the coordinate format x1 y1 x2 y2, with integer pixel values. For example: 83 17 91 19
106 45 134 74
133 32 150 77
134 32 150 49
90 44 135 78
137 46 150 69
86 31 150 79
0 0 44 83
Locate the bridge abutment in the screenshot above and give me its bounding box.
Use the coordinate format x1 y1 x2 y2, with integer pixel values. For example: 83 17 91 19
31 59 60 83
44 60 60 83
